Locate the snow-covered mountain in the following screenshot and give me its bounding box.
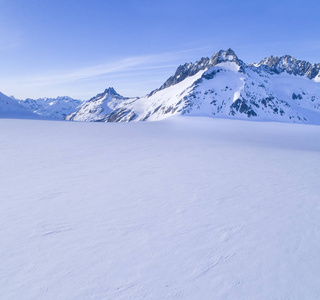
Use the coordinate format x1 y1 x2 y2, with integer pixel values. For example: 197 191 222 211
66 88 137 122
18 96 83 120
68 49 320 124
2 49 320 124
0 92 39 119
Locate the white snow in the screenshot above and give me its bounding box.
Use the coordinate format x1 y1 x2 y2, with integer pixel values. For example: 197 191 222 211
131 70 206 119
1 117 320 299
215 61 240 72
233 90 241 102
314 75 320 83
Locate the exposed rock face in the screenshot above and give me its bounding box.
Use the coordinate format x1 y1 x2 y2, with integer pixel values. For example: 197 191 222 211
257 55 320 79
149 48 245 96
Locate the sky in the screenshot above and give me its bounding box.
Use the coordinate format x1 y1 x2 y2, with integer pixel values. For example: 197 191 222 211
1 0 320 100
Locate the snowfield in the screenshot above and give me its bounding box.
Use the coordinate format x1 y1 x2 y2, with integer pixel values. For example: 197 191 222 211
1 117 320 299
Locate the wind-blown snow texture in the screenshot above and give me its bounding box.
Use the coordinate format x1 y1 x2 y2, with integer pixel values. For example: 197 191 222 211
1 117 320 299
68 49 320 124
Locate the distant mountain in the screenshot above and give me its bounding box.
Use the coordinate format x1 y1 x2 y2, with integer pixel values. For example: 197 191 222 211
66 88 137 122
255 55 320 79
68 49 320 124
0 92 39 119
18 96 83 120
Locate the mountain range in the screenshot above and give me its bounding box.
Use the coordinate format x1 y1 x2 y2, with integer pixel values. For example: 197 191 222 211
18 96 83 120
2 49 320 124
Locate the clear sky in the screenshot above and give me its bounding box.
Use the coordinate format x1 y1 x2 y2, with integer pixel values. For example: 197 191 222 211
1 0 320 100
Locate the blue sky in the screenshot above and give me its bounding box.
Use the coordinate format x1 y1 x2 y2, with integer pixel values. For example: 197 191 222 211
1 0 320 100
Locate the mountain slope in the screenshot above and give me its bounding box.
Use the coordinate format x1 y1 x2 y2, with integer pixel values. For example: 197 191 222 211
0 92 39 119
68 49 320 124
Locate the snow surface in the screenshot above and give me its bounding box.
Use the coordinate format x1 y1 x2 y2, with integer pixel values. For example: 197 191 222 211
1 117 320 299
132 70 206 119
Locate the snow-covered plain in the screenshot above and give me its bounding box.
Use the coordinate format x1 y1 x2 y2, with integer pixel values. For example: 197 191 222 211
1 117 320 299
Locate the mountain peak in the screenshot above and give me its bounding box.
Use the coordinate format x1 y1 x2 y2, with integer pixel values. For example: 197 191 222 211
148 49 244 96
103 87 119 96
66 87 128 122
209 48 243 67
257 54 320 79
258 55 280 67
222 48 237 57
